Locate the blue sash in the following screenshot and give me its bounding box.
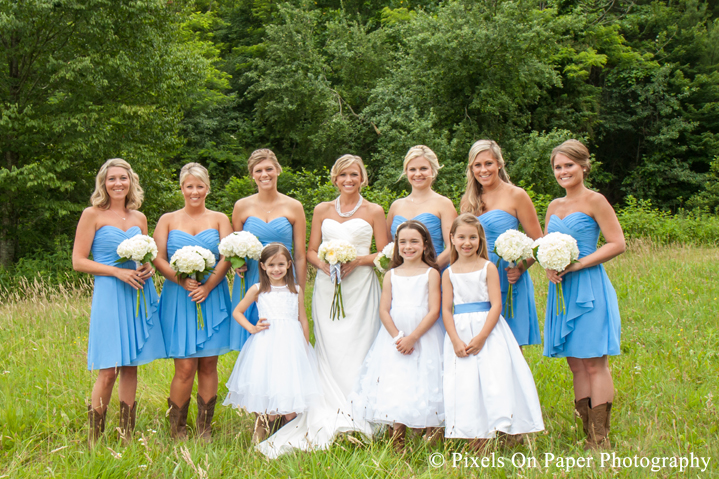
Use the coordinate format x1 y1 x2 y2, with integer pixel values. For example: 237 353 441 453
454 301 491 314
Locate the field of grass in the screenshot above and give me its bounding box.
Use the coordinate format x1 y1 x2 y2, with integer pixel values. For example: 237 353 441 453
1 242 718 478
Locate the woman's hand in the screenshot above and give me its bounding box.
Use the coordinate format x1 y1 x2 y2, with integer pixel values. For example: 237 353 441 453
317 261 331 277
138 262 155 280
505 264 525 284
114 267 145 290
234 264 248 277
340 258 361 278
545 269 562 284
466 335 487 356
558 261 584 278
188 283 211 303
180 277 200 292
250 318 270 334
396 336 417 355
452 338 468 358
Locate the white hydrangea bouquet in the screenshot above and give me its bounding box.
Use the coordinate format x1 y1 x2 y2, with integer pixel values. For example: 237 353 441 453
170 246 217 329
373 242 394 273
531 232 580 315
218 231 262 295
318 239 357 320
493 230 533 318
116 235 158 318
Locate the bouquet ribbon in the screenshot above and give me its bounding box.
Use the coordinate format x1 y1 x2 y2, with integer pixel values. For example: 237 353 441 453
329 263 345 320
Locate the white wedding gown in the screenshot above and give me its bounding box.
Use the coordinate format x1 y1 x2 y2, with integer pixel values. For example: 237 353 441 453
256 218 382 458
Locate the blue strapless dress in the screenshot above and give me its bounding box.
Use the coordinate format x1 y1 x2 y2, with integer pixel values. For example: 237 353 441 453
87 226 165 370
390 212 444 256
230 216 294 351
543 213 621 358
158 229 232 358
478 210 541 346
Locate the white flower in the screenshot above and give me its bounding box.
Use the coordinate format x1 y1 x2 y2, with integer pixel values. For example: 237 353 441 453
494 229 533 264
318 240 357 265
373 242 394 272
531 232 579 272
116 235 158 263
170 246 214 275
218 231 262 260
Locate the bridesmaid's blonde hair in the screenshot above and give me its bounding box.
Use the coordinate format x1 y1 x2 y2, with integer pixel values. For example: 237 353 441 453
90 158 144 210
247 148 283 176
460 140 511 216
448 213 489 264
399 145 443 183
179 162 211 194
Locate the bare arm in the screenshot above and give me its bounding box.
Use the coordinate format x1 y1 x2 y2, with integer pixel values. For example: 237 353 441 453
466 263 501 355
397 269 441 354
231 199 247 232
437 197 458 269
290 201 308 289
307 203 330 275
189 213 233 303
442 270 467 358
378 272 400 338
298 287 310 343
233 286 267 334
506 189 542 283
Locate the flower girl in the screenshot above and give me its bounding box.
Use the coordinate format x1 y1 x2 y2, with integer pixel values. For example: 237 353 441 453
442 214 544 450
351 220 444 451
223 243 321 443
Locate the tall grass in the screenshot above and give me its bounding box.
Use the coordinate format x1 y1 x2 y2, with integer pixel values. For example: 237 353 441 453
0 242 717 477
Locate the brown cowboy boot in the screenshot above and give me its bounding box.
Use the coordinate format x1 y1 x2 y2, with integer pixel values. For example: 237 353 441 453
196 395 217 443
118 401 137 445
575 397 590 438
87 404 107 447
252 414 271 444
586 402 612 450
390 424 407 454
423 427 444 446
167 398 190 440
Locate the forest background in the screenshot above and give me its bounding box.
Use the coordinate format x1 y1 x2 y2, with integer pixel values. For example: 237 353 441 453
1 0 719 287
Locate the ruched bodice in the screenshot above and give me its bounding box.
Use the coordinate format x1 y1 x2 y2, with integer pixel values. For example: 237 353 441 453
547 212 600 258
257 285 299 322
87 225 165 370
391 213 444 254
167 228 221 262
543 212 621 358
231 216 295 351
478 210 541 346
321 218 373 255
158 228 231 358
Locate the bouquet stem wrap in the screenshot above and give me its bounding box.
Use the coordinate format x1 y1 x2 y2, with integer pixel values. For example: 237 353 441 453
329 263 345 321
191 272 205 330
134 261 148 319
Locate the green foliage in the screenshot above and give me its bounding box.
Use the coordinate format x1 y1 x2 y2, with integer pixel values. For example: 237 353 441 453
617 196 719 245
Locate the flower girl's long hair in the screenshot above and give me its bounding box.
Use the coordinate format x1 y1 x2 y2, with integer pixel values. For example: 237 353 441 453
448 214 489 264
390 220 440 272
257 243 299 294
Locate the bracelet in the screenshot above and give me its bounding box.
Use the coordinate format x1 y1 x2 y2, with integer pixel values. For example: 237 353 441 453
393 331 405 344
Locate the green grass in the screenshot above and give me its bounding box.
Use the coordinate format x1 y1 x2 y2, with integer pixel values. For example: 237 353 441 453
1 242 718 478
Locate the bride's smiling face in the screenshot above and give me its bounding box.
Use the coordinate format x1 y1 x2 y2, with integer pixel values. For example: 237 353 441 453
335 164 362 195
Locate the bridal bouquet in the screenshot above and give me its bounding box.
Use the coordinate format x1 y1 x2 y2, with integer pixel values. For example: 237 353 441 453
373 242 394 273
318 239 357 320
218 231 262 295
170 246 217 329
116 235 158 318
531 232 579 315
493 230 533 318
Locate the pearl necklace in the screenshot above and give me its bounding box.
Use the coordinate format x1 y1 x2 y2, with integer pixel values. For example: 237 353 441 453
335 195 363 218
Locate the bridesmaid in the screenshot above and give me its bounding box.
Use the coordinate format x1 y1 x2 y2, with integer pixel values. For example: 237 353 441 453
72 158 166 446
387 145 457 269
230 149 307 350
543 140 625 449
460 140 543 347
154 162 233 442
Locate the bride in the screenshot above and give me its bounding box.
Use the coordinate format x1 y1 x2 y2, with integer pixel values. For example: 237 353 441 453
257 154 390 457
